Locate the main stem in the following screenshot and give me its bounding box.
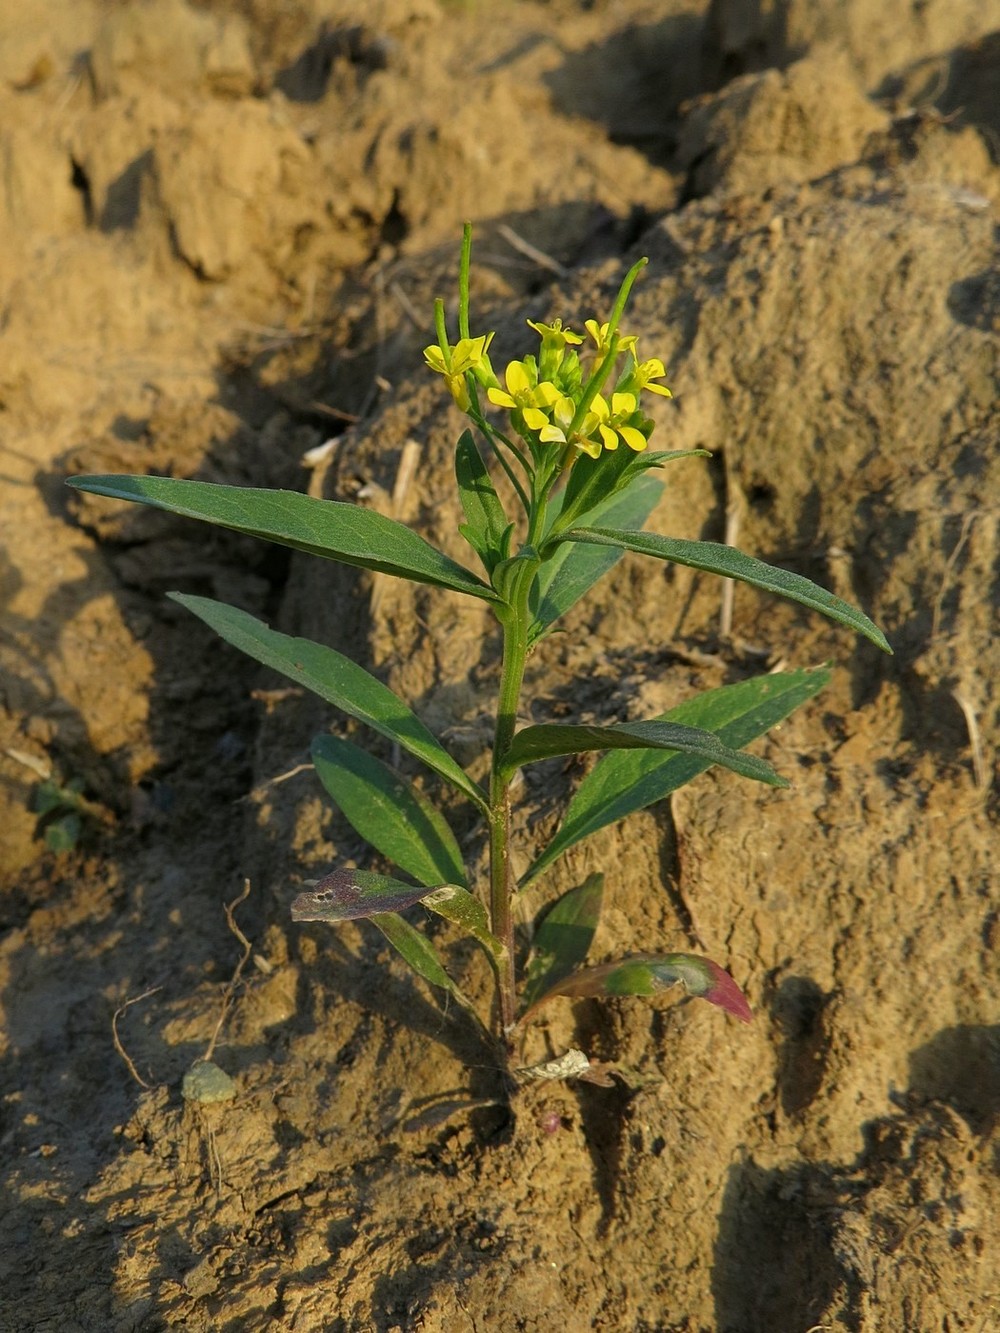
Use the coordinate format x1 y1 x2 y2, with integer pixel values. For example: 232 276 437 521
488 561 535 1044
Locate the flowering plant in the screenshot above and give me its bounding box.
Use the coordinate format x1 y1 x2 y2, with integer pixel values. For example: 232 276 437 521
68 227 889 1091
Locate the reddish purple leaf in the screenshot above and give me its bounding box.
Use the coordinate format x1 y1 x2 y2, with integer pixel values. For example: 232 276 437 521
292 867 430 922
521 952 753 1024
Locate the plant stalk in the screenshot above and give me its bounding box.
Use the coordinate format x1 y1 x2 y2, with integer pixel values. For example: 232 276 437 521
488 560 535 1041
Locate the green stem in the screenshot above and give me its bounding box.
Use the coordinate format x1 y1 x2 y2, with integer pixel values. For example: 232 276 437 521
489 561 535 1040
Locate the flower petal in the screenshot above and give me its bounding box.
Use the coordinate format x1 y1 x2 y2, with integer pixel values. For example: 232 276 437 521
619 425 648 452
505 361 531 395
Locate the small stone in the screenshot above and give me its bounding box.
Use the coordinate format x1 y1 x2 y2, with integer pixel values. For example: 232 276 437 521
181 1060 236 1104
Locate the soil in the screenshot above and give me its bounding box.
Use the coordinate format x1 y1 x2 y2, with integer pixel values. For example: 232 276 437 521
1 2 999 1330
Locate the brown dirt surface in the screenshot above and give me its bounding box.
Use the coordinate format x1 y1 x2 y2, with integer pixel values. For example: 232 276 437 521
2 1 999 1329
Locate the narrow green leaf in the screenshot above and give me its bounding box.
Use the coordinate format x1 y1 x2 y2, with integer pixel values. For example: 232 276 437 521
552 447 707 537
522 667 830 884
66 474 500 603
562 526 891 653
501 719 785 786
455 430 512 573
292 873 476 1010
521 953 753 1024
169 594 486 809
311 735 467 888
291 867 440 921
528 474 663 643
521 873 604 1011
370 912 479 1016
421 885 504 963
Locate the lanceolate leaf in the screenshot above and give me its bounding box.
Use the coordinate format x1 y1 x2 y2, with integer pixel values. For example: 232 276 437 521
500 719 785 786
522 667 830 884
561 527 891 653
311 735 467 889
521 874 604 1011
521 953 753 1025
528 474 663 643
421 885 504 963
293 870 498 979
291 867 440 921
370 913 479 1017
66 474 500 603
169 594 486 810
455 430 512 573
552 445 704 537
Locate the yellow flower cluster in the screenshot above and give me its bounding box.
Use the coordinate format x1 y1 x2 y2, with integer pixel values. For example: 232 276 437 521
425 315 671 461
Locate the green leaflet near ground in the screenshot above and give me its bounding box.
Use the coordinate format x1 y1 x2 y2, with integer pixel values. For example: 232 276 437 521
520 874 604 1012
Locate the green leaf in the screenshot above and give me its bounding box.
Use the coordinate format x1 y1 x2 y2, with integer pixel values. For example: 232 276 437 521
561 526 891 653
520 952 753 1024
522 667 830 884
551 447 708 538
291 867 441 921
421 885 504 963
292 871 476 1009
501 719 785 786
66 474 500 603
528 474 663 643
43 812 82 853
291 870 498 979
521 874 604 1011
455 430 512 573
311 734 467 888
170 594 486 809
370 912 478 1015
491 545 540 604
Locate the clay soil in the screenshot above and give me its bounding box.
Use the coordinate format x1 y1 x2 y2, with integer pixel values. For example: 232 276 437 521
2 2 999 1329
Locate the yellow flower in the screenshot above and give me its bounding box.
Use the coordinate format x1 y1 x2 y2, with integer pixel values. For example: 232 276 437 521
538 393 602 459
527 318 583 349
584 320 638 357
591 391 648 452
487 360 557 432
632 357 672 398
423 333 494 411
528 318 583 380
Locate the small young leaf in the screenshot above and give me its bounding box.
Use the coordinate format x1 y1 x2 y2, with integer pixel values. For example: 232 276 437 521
521 873 604 1011
170 594 487 810
528 474 663 643
455 429 512 573
522 667 830 884
44 812 82 853
312 734 467 888
521 953 753 1024
66 474 500 603
561 526 891 653
291 867 440 921
370 912 479 1017
500 719 785 786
